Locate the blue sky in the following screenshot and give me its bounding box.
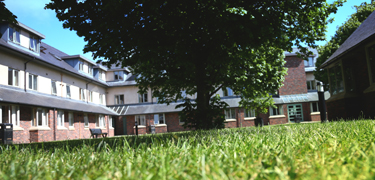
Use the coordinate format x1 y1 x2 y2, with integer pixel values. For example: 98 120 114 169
4 0 372 62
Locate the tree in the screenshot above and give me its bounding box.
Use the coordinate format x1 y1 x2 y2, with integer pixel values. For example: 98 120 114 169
0 0 17 36
46 0 343 130
315 1 375 90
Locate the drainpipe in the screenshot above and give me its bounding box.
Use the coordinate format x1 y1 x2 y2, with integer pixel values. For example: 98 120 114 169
54 108 56 141
86 81 93 103
24 57 35 92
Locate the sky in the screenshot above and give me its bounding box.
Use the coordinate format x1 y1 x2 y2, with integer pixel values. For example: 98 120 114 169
4 0 373 62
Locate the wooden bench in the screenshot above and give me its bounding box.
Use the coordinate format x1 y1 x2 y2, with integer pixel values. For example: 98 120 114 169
89 129 108 138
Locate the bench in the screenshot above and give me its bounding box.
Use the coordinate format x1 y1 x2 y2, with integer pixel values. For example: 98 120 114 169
89 128 108 138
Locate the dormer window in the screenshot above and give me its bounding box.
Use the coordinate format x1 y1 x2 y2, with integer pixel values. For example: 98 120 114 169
114 71 125 81
30 35 39 52
79 60 84 71
304 57 315 67
9 26 20 44
88 64 93 75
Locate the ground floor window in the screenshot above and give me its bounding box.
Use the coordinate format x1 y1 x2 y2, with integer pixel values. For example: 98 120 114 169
33 108 48 127
135 115 146 126
96 115 105 128
311 102 319 112
0 105 20 126
270 105 283 116
109 116 114 128
69 112 74 127
328 63 344 95
84 113 89 127
225 108 236 119
244 108 255 118
154 113 165 124
57 110 64 127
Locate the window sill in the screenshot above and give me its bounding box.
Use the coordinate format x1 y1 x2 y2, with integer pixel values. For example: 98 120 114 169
95 127 106 130
179 122 185 126
244 117 256 121
57 126 68 130
225 119 236 122
154 124 167 127
133 125 146 129
269 115 286 119
29 126 51 131
310 112 320 115
84 127 90 130
69 126 75 131
13 126 24 131
109 127 114 129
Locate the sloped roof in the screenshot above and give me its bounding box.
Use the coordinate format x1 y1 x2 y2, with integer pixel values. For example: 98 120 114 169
0 85 117 115
321 10 375 68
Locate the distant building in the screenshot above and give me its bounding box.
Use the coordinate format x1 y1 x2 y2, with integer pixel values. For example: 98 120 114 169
0 21 328 143
320 10 375 120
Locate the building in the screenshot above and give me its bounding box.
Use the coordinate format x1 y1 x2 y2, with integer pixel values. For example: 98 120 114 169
0 21 328 143
320 10 375 120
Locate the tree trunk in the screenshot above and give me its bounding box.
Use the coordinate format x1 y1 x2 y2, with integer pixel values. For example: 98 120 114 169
195 57 212 129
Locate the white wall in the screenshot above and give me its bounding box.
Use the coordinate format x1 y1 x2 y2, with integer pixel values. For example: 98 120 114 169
106 86 152 105
19 29 30 50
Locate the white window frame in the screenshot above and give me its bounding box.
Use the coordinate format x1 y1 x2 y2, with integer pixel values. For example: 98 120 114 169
310 102 319 113
9 26 20 44
109 116 114 128
154 113 166 125
114 71 125 81
84 113 89 127
28 74 38 90
57 110 64 127
138 93 148 103
99 94 104 104
0 105 20 126
96 115 105 128
80 88 85 101
8 68 19 87
115 94 124 104
89 91 93 102
244 108 255 118
269 105 283 116
306 80 316 91
33 108 48 127
225 108 236 119
88 64 93 75
29 35 38 52
304 57 315 67
66 85 71 99
223 87 234 97
68 112 74 127
135 115 146 126
78 60 84 71
51 80 57 96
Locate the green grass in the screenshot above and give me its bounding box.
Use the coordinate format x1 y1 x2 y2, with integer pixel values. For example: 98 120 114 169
1 120 375 179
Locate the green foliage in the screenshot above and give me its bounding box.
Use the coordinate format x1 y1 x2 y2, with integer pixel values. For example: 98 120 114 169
2 120 375 179
46 0 343 129
315 1 375 90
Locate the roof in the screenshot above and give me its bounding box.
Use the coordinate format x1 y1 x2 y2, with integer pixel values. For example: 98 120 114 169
0 85 118 115
61 55 97 65
321 10 375 68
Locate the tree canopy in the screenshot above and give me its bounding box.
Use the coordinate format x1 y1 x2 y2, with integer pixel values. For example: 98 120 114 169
47 0 343 130
0 0 17 36
315 1 375 90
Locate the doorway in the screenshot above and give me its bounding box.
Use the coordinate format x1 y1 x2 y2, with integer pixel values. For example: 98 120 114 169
287 104 303 122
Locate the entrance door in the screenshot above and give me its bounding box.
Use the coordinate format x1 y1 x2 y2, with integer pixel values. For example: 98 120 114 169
287 104 303 122
122 116 127 135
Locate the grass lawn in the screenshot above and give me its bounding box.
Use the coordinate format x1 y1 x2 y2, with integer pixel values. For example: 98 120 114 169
1 120 375 179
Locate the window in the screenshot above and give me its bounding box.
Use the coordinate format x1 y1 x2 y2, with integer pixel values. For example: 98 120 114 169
270 105 283 116
89 91 93 102
311 102 319 113
367 44 375 83
99 70 103 80
109 116 114 128
28 74 38 90
68 112 74 127
96 115 105 128
135 115 146 126
225 108 236 119
84 113 89 127
99 94 104 104
306 80 316 91
30 36 38 52
115 95 124 104
328 63 344 95
79 60 84 71
179 116 185 124
8 68 19 86
66 85 71 98
138 93 148 103
9 26 20 44
88 64 93 75
114 71 125 81
154 113 165 125
244 108 255 118
0 105 20 126
223 87 234 97
304 57 315 67
51 81 57 95
80 88 85 101
57 110 64 127
33 108 48 127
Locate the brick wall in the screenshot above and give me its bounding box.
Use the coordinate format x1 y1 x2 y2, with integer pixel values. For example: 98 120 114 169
279 56 308 95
